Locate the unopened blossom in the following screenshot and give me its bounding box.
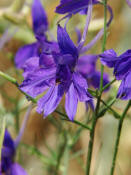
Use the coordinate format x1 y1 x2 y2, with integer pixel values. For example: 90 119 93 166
100 49 131 100
0 130 27 175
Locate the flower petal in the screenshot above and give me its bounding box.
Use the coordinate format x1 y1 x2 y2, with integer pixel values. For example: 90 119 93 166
114 50 131 80
73 72 88 88
57 25 78 58
32 0 48 36
15 43 38 68
39 53 55 68
100 49 118 68
73 72 92 101
117 71 131 100
85 99 94 111
37 84 64 117
10 163 28 175
55 0 98 14
88 71 110 91
20 67 56 97
65 83 78 121
53 52 76 67
76 55 97 76
3 130 15 153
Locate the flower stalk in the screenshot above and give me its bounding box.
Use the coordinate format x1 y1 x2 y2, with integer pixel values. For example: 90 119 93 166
110 100 131 175
86 0 108 174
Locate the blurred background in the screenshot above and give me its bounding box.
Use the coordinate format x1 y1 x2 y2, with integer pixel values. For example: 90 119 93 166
0 0 131 175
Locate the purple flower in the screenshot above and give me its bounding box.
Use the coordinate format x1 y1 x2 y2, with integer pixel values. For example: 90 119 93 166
1 130 28 175
55 0 98 15
100 49 131 100
20 25 92 120
15 0 50 68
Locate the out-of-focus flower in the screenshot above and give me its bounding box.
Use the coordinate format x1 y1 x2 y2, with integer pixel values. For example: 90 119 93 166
1 130 27 175
55 0 98 15
77 55 110 91
100 49 131 100
20 25 92 120
126 0 131 8
15 0 52 68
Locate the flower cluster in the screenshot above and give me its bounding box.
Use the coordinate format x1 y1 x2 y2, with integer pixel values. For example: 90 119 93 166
15 0 111 120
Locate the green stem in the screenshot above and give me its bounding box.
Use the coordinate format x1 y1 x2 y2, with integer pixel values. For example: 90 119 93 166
100 0 108 92
86 96 101 175
110 101 131 175
0 71 37 103
102 78 116 92
98 98 120 119
63 145 70 175
100 98 120 119
0 71 18 86
54 132 67 175
55 110 91 131
86 1 108 174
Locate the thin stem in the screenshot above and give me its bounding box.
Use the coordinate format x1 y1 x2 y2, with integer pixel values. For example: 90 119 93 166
0 71 37 103
102 78 116 92
110 101 131 175
86 96 101 175
0 71 18 86
55 110 91 131
100 98 120 119
86 1 108 174
63 145 70 175
100 0 108 92
15 103 33 147
98 98 120 119
54 131 67 175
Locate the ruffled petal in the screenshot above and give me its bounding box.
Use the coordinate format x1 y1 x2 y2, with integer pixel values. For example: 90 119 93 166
15 43 38 68
57 25 78 58
65 83 78 121
10 163 28 175
32 0 48 36
37 84 64 117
